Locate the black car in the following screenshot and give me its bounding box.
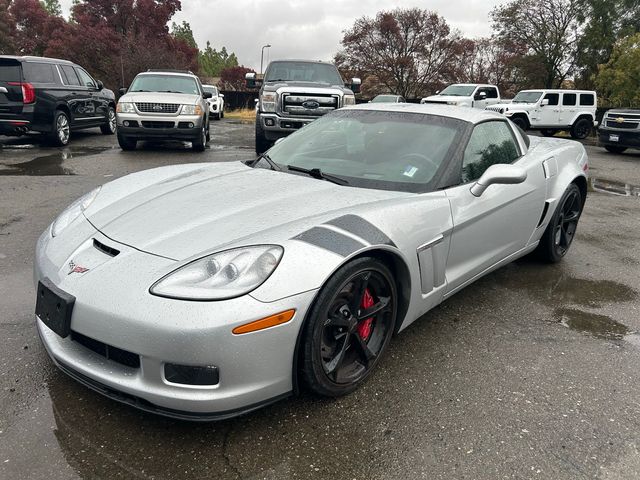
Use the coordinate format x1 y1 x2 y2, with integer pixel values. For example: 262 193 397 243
598 109 640 154
0 55 116 146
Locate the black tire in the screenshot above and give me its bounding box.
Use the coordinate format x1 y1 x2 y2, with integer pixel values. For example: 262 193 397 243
541 129 557 137
604 145 627 154
220 109 224 119
49 110 71 146
570 118 592 139
536 183 583 263
511 116 528 130
206 120 211 142
117 132 137 151
100 106 116 135
214 112 221 120
255 119 271 154
301 257 397 397
192 124 207 152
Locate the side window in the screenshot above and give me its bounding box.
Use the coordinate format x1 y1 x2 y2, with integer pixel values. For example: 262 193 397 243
562 93 576 106
22 63 55 83
462 121 521 183
75 68 96 88
543 93 559 105
487 87 498 99
59 65 81 86
580 93 595 106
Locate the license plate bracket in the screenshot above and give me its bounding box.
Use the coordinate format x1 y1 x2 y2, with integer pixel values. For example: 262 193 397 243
35 278 75 338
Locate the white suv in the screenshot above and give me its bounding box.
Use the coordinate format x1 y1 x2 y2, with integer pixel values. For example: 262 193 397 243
203 84 224 120
420 84 501 109
486 89 597 139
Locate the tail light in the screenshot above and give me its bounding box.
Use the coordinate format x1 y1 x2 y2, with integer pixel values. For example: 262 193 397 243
8 82 36 104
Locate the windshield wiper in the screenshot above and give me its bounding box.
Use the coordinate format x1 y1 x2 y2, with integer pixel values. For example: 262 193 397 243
287 165 349 186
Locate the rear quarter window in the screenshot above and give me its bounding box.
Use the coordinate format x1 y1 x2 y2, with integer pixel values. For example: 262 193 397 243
22 63 56 83
59 65 81 86
580 94 595 106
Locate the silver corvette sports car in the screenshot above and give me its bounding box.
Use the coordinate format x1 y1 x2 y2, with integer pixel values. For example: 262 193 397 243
34 104 588 420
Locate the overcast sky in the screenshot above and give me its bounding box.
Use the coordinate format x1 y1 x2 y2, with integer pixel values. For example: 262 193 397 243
59 0 503 71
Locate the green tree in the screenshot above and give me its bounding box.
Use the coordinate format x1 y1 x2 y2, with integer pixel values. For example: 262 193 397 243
198 41 238 77
491 0 581 88
171 20 197 49
41 0 61 16
594 33 640 106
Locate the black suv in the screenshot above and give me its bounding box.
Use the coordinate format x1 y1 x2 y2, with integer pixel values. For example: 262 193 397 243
0 55 116 145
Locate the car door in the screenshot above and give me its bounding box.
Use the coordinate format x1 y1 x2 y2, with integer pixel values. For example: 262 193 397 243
558 92 577 127
74 67 103 123
58 64 89 125
537 92 560 126
444 120 546 296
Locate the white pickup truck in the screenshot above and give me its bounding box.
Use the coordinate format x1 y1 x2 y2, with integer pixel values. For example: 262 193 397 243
420 84 501 109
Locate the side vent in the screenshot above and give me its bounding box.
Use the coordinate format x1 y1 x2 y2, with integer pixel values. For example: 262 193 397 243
93 238 120 257
536 202 550 228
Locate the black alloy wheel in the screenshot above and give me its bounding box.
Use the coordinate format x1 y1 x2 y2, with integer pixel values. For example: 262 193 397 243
571 118 592 139
302 257 397 397
537 183 583 262
101 107 116 134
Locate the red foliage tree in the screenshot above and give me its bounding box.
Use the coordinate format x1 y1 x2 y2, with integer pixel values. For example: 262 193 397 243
220 66 255 91
9 0 65 56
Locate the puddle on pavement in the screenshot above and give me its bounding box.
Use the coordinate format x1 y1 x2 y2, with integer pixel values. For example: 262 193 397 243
590 178 640 197
0 147 109 176
554 307 630 340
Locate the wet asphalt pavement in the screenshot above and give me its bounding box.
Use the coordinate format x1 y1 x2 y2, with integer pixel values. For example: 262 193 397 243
1 121 640 480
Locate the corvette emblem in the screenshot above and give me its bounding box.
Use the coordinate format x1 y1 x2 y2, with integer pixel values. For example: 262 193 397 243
68 261 89 275
616 117 625 123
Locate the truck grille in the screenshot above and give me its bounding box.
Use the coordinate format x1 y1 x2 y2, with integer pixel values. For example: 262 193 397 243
421 100 448 105
135 103 180 114
485 106 504 113
605 113 640 130
281 94 339 117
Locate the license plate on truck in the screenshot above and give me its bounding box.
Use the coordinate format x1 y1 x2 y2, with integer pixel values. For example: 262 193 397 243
609 134 619 142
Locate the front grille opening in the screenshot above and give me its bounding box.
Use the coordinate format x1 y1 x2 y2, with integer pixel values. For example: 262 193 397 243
142 121 175 129
164 363 219 386
71 331 140 368
135 102 180 114
93 238 120 257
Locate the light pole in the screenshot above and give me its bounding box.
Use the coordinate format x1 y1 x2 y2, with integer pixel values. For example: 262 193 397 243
260 44 271 74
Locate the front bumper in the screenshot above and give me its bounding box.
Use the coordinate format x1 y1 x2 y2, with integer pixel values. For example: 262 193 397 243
259 113 316 140
598 127 640 149
116 113 204 140
35 223 318 420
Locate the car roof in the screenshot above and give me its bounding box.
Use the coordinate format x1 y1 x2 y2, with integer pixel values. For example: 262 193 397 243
519 89 596 94
135 71 197 78
0 55 74 65
345 102 504 123
268 59 335 66
448 83 495 87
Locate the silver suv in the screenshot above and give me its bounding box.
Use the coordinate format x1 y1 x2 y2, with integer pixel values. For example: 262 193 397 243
115 70 211 151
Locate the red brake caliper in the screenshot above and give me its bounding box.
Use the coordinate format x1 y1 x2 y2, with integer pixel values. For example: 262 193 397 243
357 288 375 340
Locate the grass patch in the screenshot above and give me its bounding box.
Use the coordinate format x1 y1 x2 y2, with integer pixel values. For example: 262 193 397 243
225 108 256 121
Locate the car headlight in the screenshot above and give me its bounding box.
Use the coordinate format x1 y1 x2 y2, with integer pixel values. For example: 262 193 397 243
343 95 356 106
150 245 284 300
261 92 276 112
181 104 203 115
51 186 101 237
116 102 135 113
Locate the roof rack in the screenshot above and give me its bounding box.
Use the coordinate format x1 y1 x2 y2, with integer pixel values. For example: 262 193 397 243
146 69 194 75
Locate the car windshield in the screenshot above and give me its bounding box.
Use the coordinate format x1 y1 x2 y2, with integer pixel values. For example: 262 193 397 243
372 95 399 103
203 86 218 95
439 85 476 96
512 91 543 103
129 75 199 94
265 109 467 193
264 62 344 85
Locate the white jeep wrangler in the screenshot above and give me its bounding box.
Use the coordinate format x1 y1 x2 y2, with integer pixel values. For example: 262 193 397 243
420 84 501 109
486 89 597 139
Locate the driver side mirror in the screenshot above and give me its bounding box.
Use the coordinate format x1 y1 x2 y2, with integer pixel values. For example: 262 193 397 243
118 87 127 96
245 72 263 89
219 93 224 98
348 77 361 94
540 99 549 106
203 92 213 99
475 91 487 100
470 164 527 197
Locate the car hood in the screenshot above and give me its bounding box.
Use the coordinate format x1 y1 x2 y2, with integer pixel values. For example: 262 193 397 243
120 91 200 105
423 95 469 103
85 163 409 260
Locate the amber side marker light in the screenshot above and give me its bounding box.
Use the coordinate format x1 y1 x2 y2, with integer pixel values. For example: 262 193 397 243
232 309 296 335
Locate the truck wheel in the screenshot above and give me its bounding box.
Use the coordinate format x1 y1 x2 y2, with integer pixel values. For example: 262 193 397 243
117 133 137 151
255 119 271 154
570 118 592 139
541 129 557 137
511 116 528 130
192 124 207 152
604 145 627 154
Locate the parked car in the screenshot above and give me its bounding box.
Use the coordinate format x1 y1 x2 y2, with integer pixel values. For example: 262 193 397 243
0 55 116 145
34 103 588 420
597 109 640 153
371 94 406 103
203 84 224 120
421 84 500 109
246 60 361 153
115 69 211 152
485 89 597 139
